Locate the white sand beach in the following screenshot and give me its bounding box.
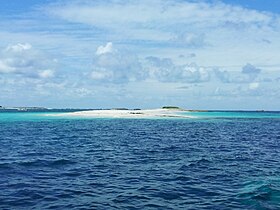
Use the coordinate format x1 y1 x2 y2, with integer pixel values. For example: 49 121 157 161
52 108 194 119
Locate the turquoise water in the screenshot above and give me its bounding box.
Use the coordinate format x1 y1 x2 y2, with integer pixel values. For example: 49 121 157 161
1 111 280 209
0 111 279 122
183 111 280 119
0 112 57 122
0 112 87 122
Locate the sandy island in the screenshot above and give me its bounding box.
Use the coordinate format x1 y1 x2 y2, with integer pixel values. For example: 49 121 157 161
51 108 195 119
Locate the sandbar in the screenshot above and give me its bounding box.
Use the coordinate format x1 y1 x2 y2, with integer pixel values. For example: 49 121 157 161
51 108 194 119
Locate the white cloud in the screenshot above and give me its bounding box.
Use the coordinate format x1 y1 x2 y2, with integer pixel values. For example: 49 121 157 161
1 0 280 109
249 82 260 90
48 1 274 29
214 64 262 83
0 43 56 79
5 43 32 52
72 87 94 97
146 56 210 83
96 42 113 55
171 32 206 47
91 71 112 80
42 0 280 69
39 69 55 78
91 42 147 83
0 60 14 73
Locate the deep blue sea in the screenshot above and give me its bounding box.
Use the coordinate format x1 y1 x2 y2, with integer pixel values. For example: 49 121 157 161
1 111 280 209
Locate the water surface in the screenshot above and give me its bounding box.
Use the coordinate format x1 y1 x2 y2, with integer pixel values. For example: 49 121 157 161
0 111 280 209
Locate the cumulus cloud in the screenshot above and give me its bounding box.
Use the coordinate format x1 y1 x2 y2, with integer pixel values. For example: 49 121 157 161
146 56 210 83
92 44 211 84
213 69 231 83
171 32 206 48
91 42 148 83
242 63 261 74
0 43 56 79
96 42 113 55
1 1 280 109
214 64 262 83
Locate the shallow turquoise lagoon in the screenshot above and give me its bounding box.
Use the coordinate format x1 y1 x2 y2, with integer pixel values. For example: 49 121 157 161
182 111 280 119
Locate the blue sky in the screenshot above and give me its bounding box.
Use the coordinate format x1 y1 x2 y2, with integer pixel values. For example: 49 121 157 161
0 0 279 110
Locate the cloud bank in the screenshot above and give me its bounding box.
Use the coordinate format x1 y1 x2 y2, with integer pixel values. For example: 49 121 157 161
91 42 147 83
48 0 276 29
0 43 56 79
0 0 279 109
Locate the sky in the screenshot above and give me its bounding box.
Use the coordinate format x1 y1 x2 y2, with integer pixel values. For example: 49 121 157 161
0 0 280 110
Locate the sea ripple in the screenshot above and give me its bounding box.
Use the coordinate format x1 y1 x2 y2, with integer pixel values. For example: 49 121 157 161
0 118 280 209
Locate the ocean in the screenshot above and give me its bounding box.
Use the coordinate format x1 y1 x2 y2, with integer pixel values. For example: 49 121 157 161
0 111 280 209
